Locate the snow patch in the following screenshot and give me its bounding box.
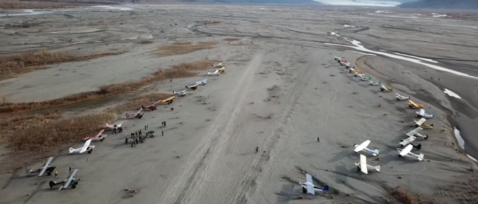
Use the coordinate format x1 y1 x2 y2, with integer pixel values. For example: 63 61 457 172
467 155 478 162
92 6 132 11
454 127 465 149
330 32 340 37
393 52 438 63
324 37 478 79
432 13 447 18
344 25 355 28
444 89 461 99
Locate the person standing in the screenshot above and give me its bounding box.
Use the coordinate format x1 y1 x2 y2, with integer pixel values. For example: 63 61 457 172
317 137 320 142
256 146 259 153
55 171 58 177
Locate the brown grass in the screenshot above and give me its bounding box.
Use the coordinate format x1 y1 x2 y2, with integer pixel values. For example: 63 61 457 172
156 41 218 57
389 185 441 204
0 60 217 114
0 49 126 80
110 92 174 114
0 1 68 9
7 112 117 153
138 39 153 44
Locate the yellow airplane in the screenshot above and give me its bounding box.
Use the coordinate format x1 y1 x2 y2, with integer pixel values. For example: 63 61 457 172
350 69 361 73
414 118 434 129
408 100 424 109
216 67 225 73
380 85 393 92
157 96 175 104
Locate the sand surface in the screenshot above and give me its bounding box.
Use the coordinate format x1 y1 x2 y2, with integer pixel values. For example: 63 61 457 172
0 4 477 204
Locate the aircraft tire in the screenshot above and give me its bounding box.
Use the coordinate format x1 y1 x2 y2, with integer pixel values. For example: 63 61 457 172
72 184 76 189
425 135 428 140
88 150 92 154
100 138 104 142
47 172 51 176
302 187 307 194
357 166 361 172
398 154 402 157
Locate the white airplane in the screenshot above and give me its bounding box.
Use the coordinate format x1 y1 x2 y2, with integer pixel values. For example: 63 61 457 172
354 72 365 77
353 140 379 156
105 120 126 130
399 135 421 150
416 109 434 119
299 173 329 195
355 154 380 174
415 118 426 127
406 127 428 140
69 139 95 154
211 63 223 68
395 93 410 101
195 79 208 85
173 89 187 96
26 157 55 177
84 129 107 142
207 69 220 76
397 144 424 161
126 108 144 119
369 81 381 86
49 169 80 190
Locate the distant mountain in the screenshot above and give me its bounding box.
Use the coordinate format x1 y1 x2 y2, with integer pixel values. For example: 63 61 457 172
182 0 323 5
399 0 478 9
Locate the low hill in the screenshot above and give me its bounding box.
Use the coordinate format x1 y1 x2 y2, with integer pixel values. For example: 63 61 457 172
399 0 478 10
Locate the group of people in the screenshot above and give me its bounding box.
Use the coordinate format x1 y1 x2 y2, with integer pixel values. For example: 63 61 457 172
126 130 157 147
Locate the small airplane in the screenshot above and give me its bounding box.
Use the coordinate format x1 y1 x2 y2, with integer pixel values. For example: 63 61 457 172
406 127 428 140
414 118 434 129
399 135 422 150
207 69 220 76
142 104 157 111
126 108 144 119
157 96 175 104
408 100 424 109
215 66 225 73
416 109 434 119
26 157 55 177
173 89 187 96
397 144 424 161
69 139 95 154
211 63 224 68
351 69 361 74
353 140 379 156
185 83 199 90
299 173 329 195
361 76 371 81
83 129 107 142
49 169 80 190
380 85 393 92
395 93 410 101
355 73 365 78
195 79 208 85
369 81 381 86
105 120 126 132
355 154 380 174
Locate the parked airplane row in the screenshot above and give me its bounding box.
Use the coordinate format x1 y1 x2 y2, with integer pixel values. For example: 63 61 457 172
335 56 436 174
22 62 227 191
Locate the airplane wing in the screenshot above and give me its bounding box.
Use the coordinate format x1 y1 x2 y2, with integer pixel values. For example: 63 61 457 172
62 169 78 190
306 173 313 184
97 129 105 136
80 139 92 153
306 183 315 195
400 145 413 156
38 157 54 177
354 140 370 152
136 108 143 114
360 154 368 174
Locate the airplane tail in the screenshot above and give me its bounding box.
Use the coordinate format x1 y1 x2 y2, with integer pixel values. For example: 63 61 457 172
126 113 131 118
322 185 329 193
375 165 381 172
69 147 75 154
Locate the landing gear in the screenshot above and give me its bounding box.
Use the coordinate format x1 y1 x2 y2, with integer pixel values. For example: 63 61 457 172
88 150 93 154
302 187 307 194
